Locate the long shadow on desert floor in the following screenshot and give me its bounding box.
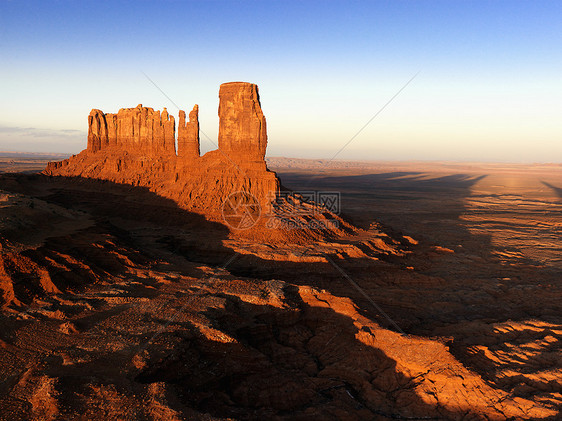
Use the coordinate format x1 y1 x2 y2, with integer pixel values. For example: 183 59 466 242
134 285 523 420
269 170 562 413
0 173 501 419
542 181 562 199
0 172 233 324
1 172 560 417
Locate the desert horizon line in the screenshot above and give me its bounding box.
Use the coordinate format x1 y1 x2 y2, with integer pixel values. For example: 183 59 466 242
1 150 561 166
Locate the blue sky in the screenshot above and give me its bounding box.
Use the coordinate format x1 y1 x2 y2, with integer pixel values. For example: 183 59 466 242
1 0 561 161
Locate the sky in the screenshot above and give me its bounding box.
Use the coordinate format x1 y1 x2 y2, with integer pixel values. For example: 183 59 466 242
1 0 561 162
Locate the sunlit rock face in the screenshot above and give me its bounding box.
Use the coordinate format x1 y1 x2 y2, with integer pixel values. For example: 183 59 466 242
177 105 200 161
218 82 267 165
45 82 280 215
87 105 177 156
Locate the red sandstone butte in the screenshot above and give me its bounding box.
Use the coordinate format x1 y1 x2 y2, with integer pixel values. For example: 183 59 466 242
45 82 280 215
218 82 267 164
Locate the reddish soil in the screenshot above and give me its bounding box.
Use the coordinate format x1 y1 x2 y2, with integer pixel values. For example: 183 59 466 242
0 158 560 420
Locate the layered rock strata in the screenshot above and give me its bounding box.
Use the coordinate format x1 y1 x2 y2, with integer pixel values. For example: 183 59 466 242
45 82 280 216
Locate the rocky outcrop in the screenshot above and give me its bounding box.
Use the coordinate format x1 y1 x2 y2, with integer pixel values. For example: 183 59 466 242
177 105 200 160
218 82 267 164
87 105 176 156
45 82 280 218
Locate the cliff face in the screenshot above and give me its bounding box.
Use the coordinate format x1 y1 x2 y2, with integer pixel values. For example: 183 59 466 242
87 105 176 156
45 82 280 216
177 105 200 160
218 82 267 164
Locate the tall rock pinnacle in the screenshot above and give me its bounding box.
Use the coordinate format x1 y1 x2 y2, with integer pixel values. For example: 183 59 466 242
177 105 200 160
218 82 267 164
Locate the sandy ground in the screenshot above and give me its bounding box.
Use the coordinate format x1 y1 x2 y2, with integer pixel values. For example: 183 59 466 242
0 157 560 420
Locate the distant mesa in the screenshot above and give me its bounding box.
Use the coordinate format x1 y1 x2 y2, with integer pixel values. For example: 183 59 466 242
45 82 280 216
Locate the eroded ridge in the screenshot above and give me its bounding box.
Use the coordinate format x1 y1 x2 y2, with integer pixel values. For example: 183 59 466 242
44 82 280 215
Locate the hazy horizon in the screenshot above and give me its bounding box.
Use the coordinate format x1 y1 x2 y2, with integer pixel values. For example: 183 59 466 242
3 149 562 167
2 1 561 162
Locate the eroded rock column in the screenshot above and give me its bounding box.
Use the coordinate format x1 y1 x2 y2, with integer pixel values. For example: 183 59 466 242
218 82 267 164
87 110 108 153
178 105 200 160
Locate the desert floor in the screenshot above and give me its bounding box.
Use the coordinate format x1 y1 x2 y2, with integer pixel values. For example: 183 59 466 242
272 159 562 406
0 157 560 420
0 153 69 174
